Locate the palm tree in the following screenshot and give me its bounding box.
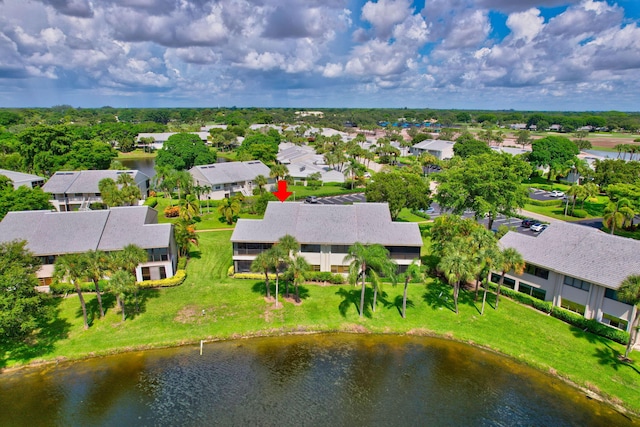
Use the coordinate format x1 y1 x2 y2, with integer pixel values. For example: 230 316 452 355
251 251 272 299
174 219 199 257
54 254 89 329
179 194 200 221
269 164 289 181
603 198 635 235
173 170 193 202
254 174 268 194
495 247 525 309
618 275 640 359
98 178 121 207
276 234 299 298
109 270 136 322
399 260 423 319
287 255 310 303
580 182 599 209
153 165 174 198
116 173 142 206
81 250 109 318
344 243 393 317
565 184 586 216
438 246 474 314
111 244 147 312
217 196 241 224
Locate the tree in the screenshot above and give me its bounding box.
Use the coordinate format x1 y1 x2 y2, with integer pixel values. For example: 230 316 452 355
529 136 580 182
109 270 136 322
116 173 142 206
218 196 241 224
172 170 193 202
269 164 289 181
156 133 216 170
438 242 474 314
174 219 199 257
111 244 147 312
287 255 310 303
516 130 532 148
365 171 431 220
453 132 491 158
277 234 299 298
0 183 51 221
436 153 531 230
179 194 200 221
399 260 423 319
54 254 90 329
618 275 640 359
251 251 273 299
254 174 268 194
344 243 394 317
0 241 53 344
98 178 122 207
603 198 635 235
495 248 525 309
81 250 109 319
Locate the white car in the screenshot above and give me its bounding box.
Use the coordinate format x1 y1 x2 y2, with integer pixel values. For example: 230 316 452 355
530 223 547 232
549 190 565 197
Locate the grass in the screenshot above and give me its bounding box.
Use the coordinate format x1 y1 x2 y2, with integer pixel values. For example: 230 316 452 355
117 149 156 159
522 177 608 220
2 229 640 416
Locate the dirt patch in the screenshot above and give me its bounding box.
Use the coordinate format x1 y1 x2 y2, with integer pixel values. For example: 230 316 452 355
341 323 370 333
281 295 303 306
175 305 199 323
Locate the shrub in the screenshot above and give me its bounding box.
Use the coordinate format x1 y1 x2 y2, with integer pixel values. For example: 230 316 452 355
178 257 187 270
50 281 95 294
526 199 563 207
89 202 108 210
411 209 430 219
149 190 156 197
569 209 588 218
139 270 186 289
164 206 180 217
227 265 235 277
305 271 346 284
145 196 158 208
234 272 277 280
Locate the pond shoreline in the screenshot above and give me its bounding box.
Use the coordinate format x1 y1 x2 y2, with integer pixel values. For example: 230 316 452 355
2 327 636 420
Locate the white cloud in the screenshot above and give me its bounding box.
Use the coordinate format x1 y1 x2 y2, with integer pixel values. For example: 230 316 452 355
361 0 413 38
506 8 544 42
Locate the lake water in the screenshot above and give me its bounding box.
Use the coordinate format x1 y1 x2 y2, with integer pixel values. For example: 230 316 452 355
0 334 632 426
120 156 230 180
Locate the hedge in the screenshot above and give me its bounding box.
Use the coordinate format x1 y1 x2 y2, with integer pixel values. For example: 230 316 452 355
144 196 158 208
234 272 277 280
305 271 347 284
411 209 431 220
569 209 588 218
526 198 563 207
50 281 97 294
487 282 629 344
138 269 186 289
178 257 187 270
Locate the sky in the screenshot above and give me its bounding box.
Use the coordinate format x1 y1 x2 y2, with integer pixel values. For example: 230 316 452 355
0 0 639 111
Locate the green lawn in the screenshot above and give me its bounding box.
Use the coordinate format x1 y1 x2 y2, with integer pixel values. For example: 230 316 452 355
117 149 156 159
2 229 639 415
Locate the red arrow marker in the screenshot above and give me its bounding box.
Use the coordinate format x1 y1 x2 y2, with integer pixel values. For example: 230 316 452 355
272 180 292 202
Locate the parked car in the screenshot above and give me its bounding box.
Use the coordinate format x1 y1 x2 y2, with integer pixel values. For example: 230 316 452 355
419 206 435 214
530 223 547 232
305 196 318 204
521 218 536 228
549 190 565 197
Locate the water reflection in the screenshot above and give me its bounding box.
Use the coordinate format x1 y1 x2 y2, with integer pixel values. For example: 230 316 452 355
0 334 633 426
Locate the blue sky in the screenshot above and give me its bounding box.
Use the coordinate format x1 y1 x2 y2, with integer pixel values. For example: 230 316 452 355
0 0 639 111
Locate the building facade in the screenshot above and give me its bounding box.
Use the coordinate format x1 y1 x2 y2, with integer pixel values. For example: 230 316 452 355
42 170 150 212
497 221 639 332
0 206 177 288
0 169 45 189
231 202 422 274
190 160 272 200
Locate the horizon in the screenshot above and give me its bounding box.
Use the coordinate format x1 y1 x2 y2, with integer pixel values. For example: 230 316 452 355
1 1 639 111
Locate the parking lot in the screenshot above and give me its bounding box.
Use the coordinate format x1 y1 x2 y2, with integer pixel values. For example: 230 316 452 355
309 193 366 205
528 188 566 201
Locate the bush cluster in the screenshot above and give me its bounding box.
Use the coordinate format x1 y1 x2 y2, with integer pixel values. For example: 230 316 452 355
145 196 158 208
139 270 186 289
411 209 431 219
234 272 277 280
568 209 588 218
50 281 95 294
164 206 180 217
526 198 563 207
488 282 629 344
305 271 346 284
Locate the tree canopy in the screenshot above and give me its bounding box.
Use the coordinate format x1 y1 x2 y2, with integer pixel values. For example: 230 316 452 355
156 133 217 171
0 179 52 221
528 136 579 181
365 170 431 219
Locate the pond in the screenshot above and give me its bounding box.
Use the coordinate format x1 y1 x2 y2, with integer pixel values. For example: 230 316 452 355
0 334 632 426
120 156 230 180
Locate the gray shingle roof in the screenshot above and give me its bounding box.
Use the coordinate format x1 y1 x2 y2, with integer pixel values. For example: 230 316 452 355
231 202 423 246
499 221 640 289
0 206 172 255
190 161 270 186
0 169 44 187
42 170 149 194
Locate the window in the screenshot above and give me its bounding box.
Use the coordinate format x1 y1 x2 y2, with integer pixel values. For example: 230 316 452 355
490 273 515 289
234 260 252 273
141 267 151 281
331 245 350 254
147 247 169 262
159 266 167 279
560 299 585 315
605 288 622 302
563 276 591 292
301 244 321 253
331 265 350 273
517 282 546 301
602 314 628 330
386 246 420 260
310 265 321 271
234 242 273 255
524 264 549 280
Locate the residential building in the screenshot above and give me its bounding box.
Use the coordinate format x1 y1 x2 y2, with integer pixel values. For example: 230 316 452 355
136 132 210 150
277 143 345 183
0 169 45 189
0 206 177 288
189 160 272 199
231 202 422 274
496 221 639 332
42 170 150 212
409 139 455 160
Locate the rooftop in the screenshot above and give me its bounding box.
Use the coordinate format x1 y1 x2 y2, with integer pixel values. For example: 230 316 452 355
0 206 172 255
499 221 640 289
231 202 423 246
190 161 270 186
42 170 149 194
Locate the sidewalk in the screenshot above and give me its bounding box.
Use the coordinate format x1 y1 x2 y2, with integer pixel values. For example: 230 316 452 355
518 209 561 224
